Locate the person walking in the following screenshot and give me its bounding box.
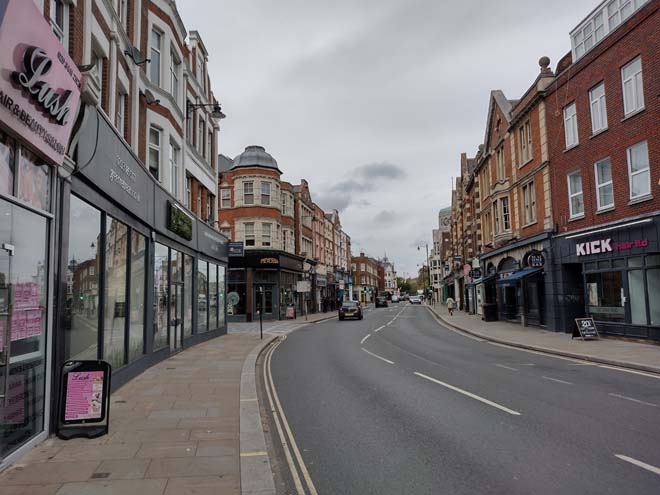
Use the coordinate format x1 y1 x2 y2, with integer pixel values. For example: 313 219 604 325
446 297 455 316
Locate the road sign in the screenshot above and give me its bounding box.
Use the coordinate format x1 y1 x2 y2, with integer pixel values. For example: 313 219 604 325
296 281 311 293
573 318 599 340
227 292 240 306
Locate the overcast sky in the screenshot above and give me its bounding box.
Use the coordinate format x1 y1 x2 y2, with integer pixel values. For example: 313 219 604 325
179 0 595 277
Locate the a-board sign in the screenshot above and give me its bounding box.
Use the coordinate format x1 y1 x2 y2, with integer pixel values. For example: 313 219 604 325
573 318 599 340
286 305 295 319
57 360 111 440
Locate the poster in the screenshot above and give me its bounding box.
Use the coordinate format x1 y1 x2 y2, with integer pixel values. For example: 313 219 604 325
587 283 599 307
0 375 25 425
64 371 105 421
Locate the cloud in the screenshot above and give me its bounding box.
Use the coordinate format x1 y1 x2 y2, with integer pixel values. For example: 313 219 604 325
355 162 405 180
373 210 396 225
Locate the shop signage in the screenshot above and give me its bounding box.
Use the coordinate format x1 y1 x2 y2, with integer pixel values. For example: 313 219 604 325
260 257 279 265
573 318 599 340
228 242 244 257
167 201 193 241
524 250 545 268
469 268 482 279
576 238 649 256
296 281 311 293
0 0 82 165
227 292 240 306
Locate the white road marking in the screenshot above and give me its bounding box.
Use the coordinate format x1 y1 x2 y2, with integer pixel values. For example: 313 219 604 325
386 321 392 326
609 393 658 408
374 325 385 333
414 371 521 416
598 365 660 380
568 362 597 366
360 334 371 345
361 348 394 365
495 364 518 372
542 376 573 385
615 454 660 477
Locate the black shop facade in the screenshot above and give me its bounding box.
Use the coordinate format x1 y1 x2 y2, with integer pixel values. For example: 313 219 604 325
227 250 307 322
551 215 660 341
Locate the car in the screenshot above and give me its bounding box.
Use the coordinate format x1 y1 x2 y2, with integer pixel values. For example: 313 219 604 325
375 296 388 308
339 301 363 320
403 295 410 301
391 295 400 303
409 295 422 304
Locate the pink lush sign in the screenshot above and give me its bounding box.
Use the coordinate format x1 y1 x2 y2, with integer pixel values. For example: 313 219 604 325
0 0 82 165
65 371 104 421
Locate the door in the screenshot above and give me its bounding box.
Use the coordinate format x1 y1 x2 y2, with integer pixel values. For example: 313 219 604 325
169 283 182 351
255 285 274 318
0 198 49 461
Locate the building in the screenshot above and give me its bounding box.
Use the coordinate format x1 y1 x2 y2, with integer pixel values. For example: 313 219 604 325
379 257 398 296
0 0 229 469
545 0 660 340
351 253 380 303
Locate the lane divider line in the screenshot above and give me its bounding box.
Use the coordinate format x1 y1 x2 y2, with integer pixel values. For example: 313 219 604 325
263 341 307 495
615 454 660 476
414 371 521 416
374 325 385 333
361 348 394 365
598 365 660 381
360 334 371 345
542 376 573 385
609 393 658 408
495 364 518 372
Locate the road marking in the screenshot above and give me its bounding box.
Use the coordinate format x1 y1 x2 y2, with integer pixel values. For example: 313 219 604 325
568 362 596 366
542 376 573 385
495 364 518 371
240 451 268 457
360 334 371 345
374 325 385 333
609 393 658 408
240 398 258 402
414 372 521 416
386 321 393 326
615 454 660 476
598 365 660 380
361 348 394 365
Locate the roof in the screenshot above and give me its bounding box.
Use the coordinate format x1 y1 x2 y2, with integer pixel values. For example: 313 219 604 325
217 154 233 173
231 145 281 172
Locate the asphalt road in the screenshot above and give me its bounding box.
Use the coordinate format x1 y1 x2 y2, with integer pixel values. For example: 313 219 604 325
269 303 660 495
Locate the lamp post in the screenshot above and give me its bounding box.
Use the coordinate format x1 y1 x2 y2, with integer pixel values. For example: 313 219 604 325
418 244 431 303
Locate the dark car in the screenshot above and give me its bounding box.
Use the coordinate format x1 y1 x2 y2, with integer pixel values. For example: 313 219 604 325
339 301 363 320
375 296 388 308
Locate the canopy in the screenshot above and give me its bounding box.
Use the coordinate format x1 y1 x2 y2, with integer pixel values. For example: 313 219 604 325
496 268 542 287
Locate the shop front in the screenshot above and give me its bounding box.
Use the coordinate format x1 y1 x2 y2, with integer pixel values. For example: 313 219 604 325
227 251 304 322
0 0 82 469
553 216 660 340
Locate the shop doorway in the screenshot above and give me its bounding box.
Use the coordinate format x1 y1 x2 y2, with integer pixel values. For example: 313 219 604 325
254 285 274 319
169 283 183 351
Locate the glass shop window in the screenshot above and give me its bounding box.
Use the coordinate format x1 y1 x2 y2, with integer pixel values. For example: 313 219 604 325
585 271 624 321
103 217 128 369
198 260 208 332
18 148 50 212
129 231 146 362
153 243 169 350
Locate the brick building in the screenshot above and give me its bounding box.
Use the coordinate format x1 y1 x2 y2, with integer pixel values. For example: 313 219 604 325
351 253 381 304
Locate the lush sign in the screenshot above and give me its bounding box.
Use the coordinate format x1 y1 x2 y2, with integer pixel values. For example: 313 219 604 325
167 201 193 241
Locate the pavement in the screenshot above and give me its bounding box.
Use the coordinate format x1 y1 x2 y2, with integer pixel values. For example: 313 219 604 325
0 309 338 495
428 302 660 374
268 303 660 494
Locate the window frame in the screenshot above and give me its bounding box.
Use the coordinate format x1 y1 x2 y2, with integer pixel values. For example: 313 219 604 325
567 171 584 218
170 48 180 101
262 222 272 247
594 157 614 210
501 197 511 231
116 92 126 138
589 82 608 134
220 189 231 208
148 126 161 180
621 56 644 116
519 119 533 165
563 102 579 149
627 140 650 200
522 181 537 225
244 222 255 247
261 181 271 206
243 181 254 205
50 0 69 48
169 141 180 197
150 27 162 86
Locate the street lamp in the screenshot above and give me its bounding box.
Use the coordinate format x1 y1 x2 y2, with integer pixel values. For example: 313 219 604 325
418 244 431 303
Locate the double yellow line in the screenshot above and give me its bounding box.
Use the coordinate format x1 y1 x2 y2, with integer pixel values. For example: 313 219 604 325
263 338 319 495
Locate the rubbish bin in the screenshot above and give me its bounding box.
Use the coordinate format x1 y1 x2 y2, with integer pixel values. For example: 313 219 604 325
482 303 498 322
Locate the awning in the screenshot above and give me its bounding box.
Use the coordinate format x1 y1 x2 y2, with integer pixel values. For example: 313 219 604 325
473 273 497 286
496 268 542 286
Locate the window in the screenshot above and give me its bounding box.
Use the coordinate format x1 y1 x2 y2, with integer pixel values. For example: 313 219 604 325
567 171 584 218
243 181 254 204
116 93 126 137
493 200 500 233
220 228 231 238
262 223 272 247
627 140 650 199
94 54 104 107
496 147 505 180
209 264 218 330
563 102 578 148
207 130 213 162
118 0 128 30
622 57 644 116
104 217 128 369
50 0 68 47
244 223 255 246
197 190 201 215
198 260 208 333
207 194 213 222
129 230 146 362
150 28 161 85
519 120 532 164
148 127 160 180
522 182 536 224
170 50 180 100
169 142 179 197
501 197 510 231
186 101 193 143
198 117 204 154
595 158 614 210
628 269 647 325
186 176 192 208
261 181 271 205
589 83 608 133
221 189 231 208
586 271 624 321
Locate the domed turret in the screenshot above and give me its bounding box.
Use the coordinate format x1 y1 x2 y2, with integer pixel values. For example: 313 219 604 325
231 145 281 173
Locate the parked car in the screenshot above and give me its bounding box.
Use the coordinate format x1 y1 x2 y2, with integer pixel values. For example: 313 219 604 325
391 295 400 303
403 294 410 301
339 301 363 320
409 295 422 305
375 296 388 308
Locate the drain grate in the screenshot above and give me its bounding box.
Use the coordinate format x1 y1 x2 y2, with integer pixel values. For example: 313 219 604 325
91 472 111 479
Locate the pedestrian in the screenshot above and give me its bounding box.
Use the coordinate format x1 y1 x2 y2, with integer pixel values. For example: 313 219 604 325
446 297 455 316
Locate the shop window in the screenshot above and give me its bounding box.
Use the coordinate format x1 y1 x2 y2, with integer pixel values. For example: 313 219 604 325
129 231 146 362
0 131 15 196
209 264 218 330
612 259 626 269
628 270 647 325
66 196 102 361
104 217 128 369
218 265 226 325
18 148 50 212
597 260 610 270
648 269 660 325
628 256 643 267
647 255 660 266
585 271 624 321
228 282 246 316
184 255 194 338
153 243 169 350
198 260 208 332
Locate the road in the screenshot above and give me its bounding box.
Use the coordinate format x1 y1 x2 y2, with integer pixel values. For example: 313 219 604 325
266 303 660 495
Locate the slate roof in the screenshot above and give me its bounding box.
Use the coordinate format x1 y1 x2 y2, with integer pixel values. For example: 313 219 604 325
231 145 281 172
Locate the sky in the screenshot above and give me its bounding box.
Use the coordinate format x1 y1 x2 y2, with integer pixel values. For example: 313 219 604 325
178 0 596 277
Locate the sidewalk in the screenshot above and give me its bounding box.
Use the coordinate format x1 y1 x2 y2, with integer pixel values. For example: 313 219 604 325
228 309 338 335
428 303 660 374
1 332 269 495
